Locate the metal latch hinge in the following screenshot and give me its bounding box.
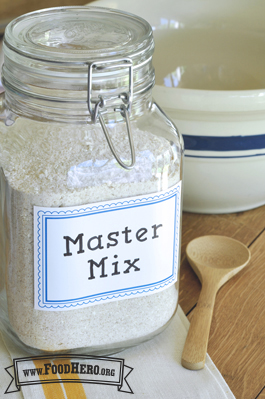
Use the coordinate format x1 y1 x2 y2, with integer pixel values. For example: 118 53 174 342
87 58 135 170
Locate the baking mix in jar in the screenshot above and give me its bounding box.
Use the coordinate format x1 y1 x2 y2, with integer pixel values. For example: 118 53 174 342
0 6 184 354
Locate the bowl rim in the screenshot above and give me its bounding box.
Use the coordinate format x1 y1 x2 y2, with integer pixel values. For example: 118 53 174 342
153 85 265 112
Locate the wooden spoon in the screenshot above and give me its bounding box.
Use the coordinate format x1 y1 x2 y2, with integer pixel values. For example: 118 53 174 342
181 235 251 370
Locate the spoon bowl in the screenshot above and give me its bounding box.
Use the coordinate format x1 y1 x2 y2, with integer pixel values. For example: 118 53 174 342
181 235 251 370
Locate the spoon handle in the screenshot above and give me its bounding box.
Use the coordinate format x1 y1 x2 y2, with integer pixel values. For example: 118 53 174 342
181 280 218 370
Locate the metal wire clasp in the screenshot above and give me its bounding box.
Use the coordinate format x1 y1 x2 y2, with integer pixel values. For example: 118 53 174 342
87 58 135 170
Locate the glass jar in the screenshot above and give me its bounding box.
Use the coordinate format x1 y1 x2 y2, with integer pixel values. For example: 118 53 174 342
0 6 184 355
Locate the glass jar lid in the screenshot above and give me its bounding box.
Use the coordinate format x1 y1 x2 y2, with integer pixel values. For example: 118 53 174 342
4 6 153 63
2 7 155 116
2 7 156 169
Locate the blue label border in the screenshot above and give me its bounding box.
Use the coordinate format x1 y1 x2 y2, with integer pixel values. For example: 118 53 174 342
35 184 181 309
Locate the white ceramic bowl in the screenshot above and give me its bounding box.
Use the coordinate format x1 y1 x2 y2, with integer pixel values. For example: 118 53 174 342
92 0 265 213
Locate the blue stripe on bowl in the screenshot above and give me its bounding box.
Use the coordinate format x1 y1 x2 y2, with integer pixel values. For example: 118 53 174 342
185 153 265 159
183 134 265 152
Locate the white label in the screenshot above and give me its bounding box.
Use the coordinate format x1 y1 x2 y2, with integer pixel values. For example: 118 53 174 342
34 181 182 310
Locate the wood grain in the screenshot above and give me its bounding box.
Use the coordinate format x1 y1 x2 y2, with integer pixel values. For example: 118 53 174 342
257 388 265 398
0 0 95 34
179 208 264 314
180 205 265 399
181 235 251 370
218 205 265 235
208 230 265 399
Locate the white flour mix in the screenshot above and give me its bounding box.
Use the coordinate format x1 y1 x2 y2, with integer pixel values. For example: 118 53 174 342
0 117 180 352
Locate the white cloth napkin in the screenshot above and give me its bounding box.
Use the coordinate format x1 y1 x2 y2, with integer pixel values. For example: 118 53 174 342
0 306 235 399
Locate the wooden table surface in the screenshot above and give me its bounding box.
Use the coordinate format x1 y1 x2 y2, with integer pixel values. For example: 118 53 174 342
0 11 263 397
179 205 265 399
